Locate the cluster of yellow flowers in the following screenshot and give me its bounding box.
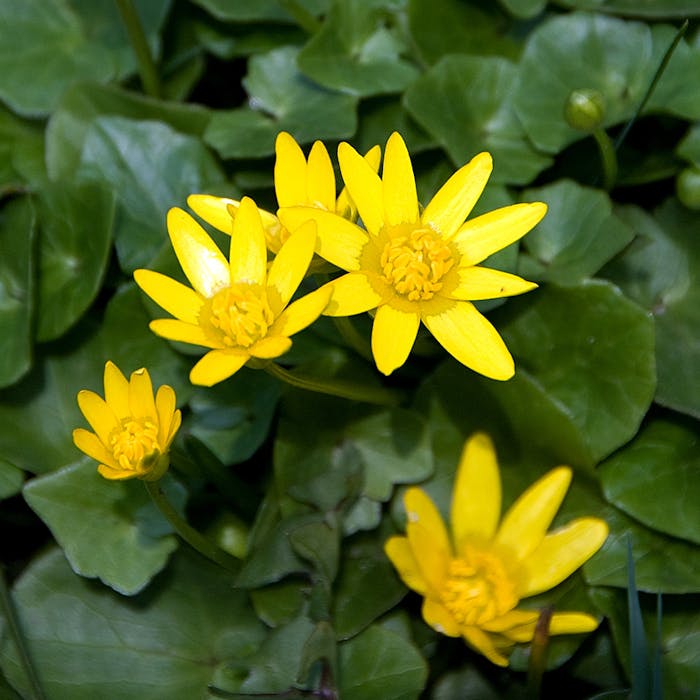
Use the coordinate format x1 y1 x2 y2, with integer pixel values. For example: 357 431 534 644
72 132 607 668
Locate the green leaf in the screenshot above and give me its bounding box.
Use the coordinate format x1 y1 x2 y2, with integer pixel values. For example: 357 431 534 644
189 0 328 23
600 417 700 545
404 54 551 185
0 197 35 388
0 547 265 700
23 460 185 595
432 667 501 700
498 0 546 18
556 0 700 18
297 0 420 97
290 518 340 584
0 461 23 500
500 281 656 462
35 180 116 341
250 580 306 627
338 624 428 700
519 179 634 285
0 107 45 188
204 46 358 159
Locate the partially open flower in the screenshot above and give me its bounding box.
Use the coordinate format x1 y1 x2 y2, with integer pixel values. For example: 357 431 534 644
73 362 181 481
385 433 608 667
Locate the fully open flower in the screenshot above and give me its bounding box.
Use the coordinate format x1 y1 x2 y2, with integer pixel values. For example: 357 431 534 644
385 433 608 667
134 197 329 386
73 362 181 481
278 132 547 378
187 132 380 253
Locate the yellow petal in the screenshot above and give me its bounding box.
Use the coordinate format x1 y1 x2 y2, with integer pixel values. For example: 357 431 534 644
481 610 539 634
450 266 538 302
404 487 451 592
155 384 176 448
462 626 510 667
274 131 308 208
190 350 249 386
149 319 213 348
77 390 118 445
495 467 572 562
336 144 382 220
307 140 336 211
266 220 316 317
134 269 204 324
422 152 492 239
230 197 268 286
278 206 368 271
384 536 429 595
382 132 419 226
187 194 238 234
549 612 600 635
371 304 420 375
97 464 139 481
269 287 330 337
453 202 547 265
450 433 501 552
422 598 460 637
167 207 230 297
103 361 130 421
338 141 384 235
128 368 156 421
323 272 384 316
519 518 609 597
248 335 293 359
166 410 182 447
422 301 514 380
73 428 118 470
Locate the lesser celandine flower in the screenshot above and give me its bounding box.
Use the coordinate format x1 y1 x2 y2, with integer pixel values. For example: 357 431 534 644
134 197 329 386
279 132 547 378
385 433 608 667
73 362 181 481
187 131 380 253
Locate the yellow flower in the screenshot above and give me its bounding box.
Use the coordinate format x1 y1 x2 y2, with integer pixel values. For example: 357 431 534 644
73 362 181 481
278 132 547 378
385 433 608 667
134 197 329 386
187 132 381 253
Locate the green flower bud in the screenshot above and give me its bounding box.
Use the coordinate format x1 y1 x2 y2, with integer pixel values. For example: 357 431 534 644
564 89 606 132
676 166 700 210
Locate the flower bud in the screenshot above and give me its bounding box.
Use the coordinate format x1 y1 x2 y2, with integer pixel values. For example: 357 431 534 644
564 89 606 132
676 166 700 210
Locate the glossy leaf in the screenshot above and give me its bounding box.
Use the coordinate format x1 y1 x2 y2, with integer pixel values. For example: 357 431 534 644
189 0 328 22
499 0 546 18
0 461 23 500
557 0 700 17
0 107 45 187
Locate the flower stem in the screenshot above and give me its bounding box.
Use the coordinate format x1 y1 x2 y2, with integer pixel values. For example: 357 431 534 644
592 127 618 191
262 362 402 406
144 480 240 574
527 605 553 700
0 566 46 700
331 316 374 362
115 0 161 98
278 0 322 33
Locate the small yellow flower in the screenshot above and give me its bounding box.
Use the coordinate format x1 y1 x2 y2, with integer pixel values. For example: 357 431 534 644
278 132 547 378
385 433 608 667
73 362 181 481
134 197 329 386
187 132 381 253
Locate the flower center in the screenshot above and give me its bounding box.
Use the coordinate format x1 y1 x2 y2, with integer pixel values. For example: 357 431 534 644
380 225 453 301
203 283 274 348
440 548 518 626
109 418 160 472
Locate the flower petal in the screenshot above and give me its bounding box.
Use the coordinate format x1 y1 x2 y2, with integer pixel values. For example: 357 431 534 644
128 368 156 422
383 132 419 226
278 206 368 271
77 390 118 445
274 131 308 208
248 335 293 359
155 384 176 448
453 202 547 266
422 598 460 637
266 220 316 316
230 197 268 286
338 141 384 235
97 464 139 481
384 536 429 595
336 144 381 220
190 350 249 386
149 319 213 348
519 517 609 597
549 612 600 635
404 487 451 592
167 207 230 297
450 266 538 301
134 269 204 324
307 140 336 211
269 287 330 337
450 433 501 552
323 272 384 316
371 304 420 375
422 152 492 239
495 467 572 563
167 410 182 447
480 610 539 634
73 428 118 469
103 361 130 421
461 626 510 667
422 300 514 380
187 194 237 234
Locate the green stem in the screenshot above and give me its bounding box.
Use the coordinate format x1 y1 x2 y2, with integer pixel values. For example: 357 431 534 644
331 316 373 362
526 606 553 700
278 0 322 34
115 0 161 98
144 481 239 574
262 362 401 406
592 127 618 191
0 566 46 700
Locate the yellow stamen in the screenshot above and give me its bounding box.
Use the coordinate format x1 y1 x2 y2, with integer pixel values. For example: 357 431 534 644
109 418 160 472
